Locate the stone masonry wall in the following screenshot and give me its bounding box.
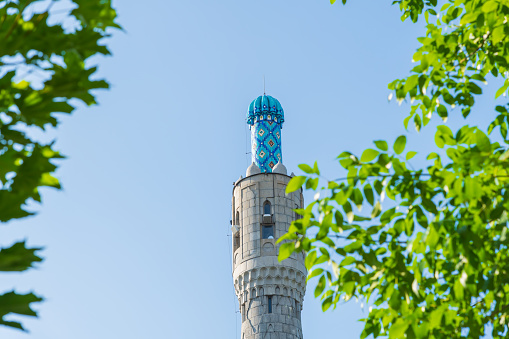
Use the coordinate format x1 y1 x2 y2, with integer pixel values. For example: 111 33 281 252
232 173 306 339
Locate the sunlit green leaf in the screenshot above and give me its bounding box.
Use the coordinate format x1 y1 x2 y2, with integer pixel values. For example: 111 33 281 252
286 176 306 194
298 164 313 174
393 135 406 154
374 140 388 151
278 242 295 261
406 151 417 160
361 149 379 162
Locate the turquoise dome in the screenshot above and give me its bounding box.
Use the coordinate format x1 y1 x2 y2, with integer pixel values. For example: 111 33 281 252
246 95 285 126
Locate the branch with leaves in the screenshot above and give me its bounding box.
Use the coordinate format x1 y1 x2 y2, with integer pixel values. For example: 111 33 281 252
0 0 121 332
280 0 509 338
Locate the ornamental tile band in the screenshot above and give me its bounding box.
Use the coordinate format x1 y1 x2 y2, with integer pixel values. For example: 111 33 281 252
247 95 284 173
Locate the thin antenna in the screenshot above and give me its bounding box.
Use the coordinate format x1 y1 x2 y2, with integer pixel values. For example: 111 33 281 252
263 75 266 95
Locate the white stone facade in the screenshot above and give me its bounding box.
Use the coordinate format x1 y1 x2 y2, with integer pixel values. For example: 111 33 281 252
232 172 306 339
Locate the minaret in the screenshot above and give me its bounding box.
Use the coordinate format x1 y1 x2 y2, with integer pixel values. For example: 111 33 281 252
232 95 307 339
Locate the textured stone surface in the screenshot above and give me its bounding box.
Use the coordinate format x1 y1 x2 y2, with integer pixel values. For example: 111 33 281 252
232 172 306 339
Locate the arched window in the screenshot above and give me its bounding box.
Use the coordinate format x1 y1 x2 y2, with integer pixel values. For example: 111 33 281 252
236 211 240 226
263 200 271 215
294 204 299 221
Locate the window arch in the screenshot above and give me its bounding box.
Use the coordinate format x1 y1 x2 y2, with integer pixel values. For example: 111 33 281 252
263 200 271 215
236 211 240 226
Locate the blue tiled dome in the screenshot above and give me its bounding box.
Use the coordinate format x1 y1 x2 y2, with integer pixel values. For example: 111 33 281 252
246 95 284 126
246 94 285 173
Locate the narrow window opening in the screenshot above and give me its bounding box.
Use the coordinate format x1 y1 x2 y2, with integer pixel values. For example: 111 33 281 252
236 211 240 226
262 225 274 239
262 200 273 224
268 296 272 313
263 200 271 216
242 304 245 321
233 232 240 252
294 204 299 221
296 301 300 319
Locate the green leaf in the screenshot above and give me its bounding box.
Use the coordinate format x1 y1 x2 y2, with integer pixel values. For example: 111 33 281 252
374 140 388 151
426 225 439 249
278 242 295 261
322 295 333 311
343 281 355 296
298 164 313 174
0 242 43 272
460 11 478 24
306 177 319 190
454 279 464 299
404 74 419 93
414 114 422 131
305 251 317 269
315 275 326 297
435 125 455 149
496 80 509 99
492 26 504 44
406 151 417 160
307 268 324 281
343 201 354 223
363 183 374 206
340 256 356 267
393 135 407 154
371 201 382 218
286 176 306 194
429 307 445 330
361 149 380 162
313 161 320 175
482 1 497 12
390 318 409 338
0 291 43 331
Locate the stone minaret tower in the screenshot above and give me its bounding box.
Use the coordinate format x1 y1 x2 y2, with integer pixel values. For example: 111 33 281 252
232 95 307 339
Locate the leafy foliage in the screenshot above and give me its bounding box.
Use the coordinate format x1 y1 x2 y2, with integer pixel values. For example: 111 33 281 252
0 241 42 272
281 0 509 338
0 0 120 331
0 292 43 331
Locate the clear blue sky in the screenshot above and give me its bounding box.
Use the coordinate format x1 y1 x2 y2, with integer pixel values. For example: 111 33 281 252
0 1 500 338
